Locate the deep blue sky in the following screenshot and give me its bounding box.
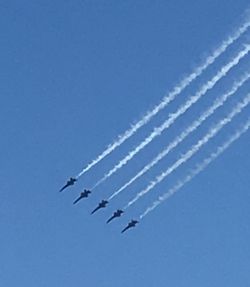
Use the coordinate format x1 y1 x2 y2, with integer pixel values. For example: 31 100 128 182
1 1 250 286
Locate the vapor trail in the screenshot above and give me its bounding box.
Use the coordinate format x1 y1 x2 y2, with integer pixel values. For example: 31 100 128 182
108 73 250 200
92 45 250 189
140 118 250 219
76 20 250 179
125 94 250 209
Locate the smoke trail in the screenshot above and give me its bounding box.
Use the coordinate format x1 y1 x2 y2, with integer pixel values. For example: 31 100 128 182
108 73 250 200
140 118 250 219
76 20 250 179
92 45 250 189
125 94 250 209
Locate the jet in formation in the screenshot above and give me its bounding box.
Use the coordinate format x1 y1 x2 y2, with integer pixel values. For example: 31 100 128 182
106 209 124 223
59 177 77 192
91 200 109 214
59 178 138 233
73 189 91 205
121 219 138 233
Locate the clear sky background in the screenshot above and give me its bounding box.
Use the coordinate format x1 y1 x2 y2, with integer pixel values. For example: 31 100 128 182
1 1 250 286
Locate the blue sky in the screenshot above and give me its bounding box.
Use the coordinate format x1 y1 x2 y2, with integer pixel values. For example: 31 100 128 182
1 1 250 286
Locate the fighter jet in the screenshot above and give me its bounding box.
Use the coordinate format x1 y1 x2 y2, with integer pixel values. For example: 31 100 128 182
121 219 138 233
59 177 77 192
106 209 124 224
91 200 108 214
73 189 91 205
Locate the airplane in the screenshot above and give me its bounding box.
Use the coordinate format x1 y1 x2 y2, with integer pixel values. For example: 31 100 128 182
59 177 77 192
121 219 138 233
106 209 124 224
73 189 91 205
91 200 108 214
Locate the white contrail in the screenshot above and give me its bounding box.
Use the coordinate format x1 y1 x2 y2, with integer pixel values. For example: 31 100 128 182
109 73 250 200
76 20 250 179
91 45 250 189
140 118 250 219
125 94 250 209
